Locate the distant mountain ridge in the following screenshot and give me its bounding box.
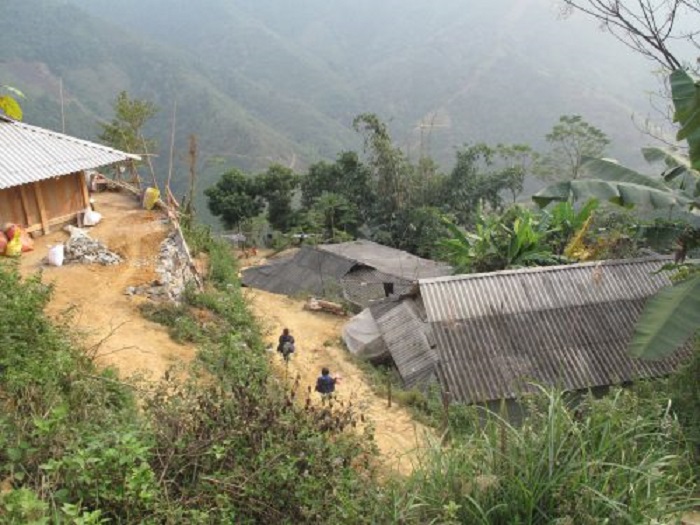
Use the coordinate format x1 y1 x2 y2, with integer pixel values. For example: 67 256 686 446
1 0 663 212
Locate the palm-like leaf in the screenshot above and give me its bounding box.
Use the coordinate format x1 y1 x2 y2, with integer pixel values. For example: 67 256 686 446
629 275 700 360
671 69 700 169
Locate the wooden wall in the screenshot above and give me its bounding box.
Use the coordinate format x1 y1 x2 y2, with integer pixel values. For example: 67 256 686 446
0 172 89 234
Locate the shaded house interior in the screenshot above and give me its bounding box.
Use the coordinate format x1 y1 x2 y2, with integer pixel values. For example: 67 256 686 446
0 116 138 234
344 257 693 405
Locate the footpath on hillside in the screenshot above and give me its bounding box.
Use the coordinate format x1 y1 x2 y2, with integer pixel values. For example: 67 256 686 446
20 191 197 380
246 287 431 476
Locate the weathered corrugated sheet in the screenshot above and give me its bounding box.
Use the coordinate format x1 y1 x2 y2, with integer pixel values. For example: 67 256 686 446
0 118 139 189
319 240 452 281
419 258 692 403
341 266 414 307
241 246 355 297
372 298 438 388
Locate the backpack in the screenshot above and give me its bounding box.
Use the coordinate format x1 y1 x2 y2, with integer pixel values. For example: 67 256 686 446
281 341 294 356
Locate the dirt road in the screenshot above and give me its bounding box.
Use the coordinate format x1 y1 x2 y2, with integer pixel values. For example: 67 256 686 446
247 288 431 475
19 191 196 380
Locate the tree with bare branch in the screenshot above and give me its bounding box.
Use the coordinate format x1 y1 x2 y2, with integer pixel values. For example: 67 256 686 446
560 0 699 71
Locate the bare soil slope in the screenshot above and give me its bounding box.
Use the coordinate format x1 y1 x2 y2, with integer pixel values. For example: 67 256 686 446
19 191 196 380
247 288 431 475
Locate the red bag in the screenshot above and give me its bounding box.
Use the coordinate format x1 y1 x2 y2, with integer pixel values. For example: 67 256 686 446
20 229 34 252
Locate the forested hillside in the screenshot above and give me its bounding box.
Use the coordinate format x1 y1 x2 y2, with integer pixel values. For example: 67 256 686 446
1 0 662 210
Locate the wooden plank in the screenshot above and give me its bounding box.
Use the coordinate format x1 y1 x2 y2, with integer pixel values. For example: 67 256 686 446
18 185 31 226
32 182 49 234
25 211 80 234
78 171 90 209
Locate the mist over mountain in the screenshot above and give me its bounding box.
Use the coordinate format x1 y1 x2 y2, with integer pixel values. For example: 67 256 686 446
1 0 663 212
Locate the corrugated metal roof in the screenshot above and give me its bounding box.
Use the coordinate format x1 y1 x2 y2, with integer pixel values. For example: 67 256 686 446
371 297 438 388
419 257 692 403
0 118 140 189
319 240 452 281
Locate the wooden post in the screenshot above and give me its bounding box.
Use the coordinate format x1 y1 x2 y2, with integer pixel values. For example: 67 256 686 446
32 182 49 234
79 171 90 209
18 185 31 226
387 375 392 408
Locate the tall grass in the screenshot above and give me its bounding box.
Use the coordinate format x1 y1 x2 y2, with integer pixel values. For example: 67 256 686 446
403 386 698 524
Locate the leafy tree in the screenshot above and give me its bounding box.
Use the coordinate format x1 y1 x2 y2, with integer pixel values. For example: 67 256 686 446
256 164 299 232
309 192 360 241
0 84 24 120
352 113 410 214
99 91 158 154
301 151 374 222
535 115 610 181
205 168 264 230
443 144 518 225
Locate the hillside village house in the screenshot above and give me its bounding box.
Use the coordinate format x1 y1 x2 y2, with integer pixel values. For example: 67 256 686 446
242 240 452 308
0 116 138 234
344 257 693 411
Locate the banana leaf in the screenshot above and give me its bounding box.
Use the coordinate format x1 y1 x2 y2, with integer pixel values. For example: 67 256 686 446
629 274 700 360
533 179 691 209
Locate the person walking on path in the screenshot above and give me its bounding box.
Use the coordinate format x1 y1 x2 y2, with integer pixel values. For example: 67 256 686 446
277 328 295 361
315 367 337 399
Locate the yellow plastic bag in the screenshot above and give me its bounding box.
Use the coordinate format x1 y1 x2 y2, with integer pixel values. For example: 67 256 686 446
5 230 22 257
143 187 160 210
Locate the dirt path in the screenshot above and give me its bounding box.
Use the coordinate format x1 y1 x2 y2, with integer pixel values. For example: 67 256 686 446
246 288 431 476
19 191 196 380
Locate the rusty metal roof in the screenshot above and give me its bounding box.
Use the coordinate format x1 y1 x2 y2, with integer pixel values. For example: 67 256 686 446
0 117 140 189
419 257 692 403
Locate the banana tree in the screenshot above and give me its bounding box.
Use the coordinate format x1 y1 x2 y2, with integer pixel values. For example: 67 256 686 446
534 69 700 360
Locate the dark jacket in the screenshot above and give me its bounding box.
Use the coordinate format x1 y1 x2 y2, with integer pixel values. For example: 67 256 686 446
315 374 336 394
278 334 295 353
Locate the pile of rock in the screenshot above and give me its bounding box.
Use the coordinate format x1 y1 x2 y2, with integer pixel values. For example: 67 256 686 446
126 232 197 301
63 226 122 266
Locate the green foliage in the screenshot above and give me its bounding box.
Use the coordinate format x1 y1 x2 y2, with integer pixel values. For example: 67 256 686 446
204 168 264 230
671 69 700 170
256 164 300 232
533 156 697 210
535 114 610 181
629 273 700 360
98 90 157 154
402 386 698 524
668 339 700 466
440 207 563 273
301 151 375 218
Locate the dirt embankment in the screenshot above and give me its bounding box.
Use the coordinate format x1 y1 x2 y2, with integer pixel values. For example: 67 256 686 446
247 288 431 475
19 191 196 380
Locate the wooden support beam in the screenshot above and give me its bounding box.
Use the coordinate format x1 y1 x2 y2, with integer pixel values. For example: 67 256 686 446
18 185 31 226
25 211 81 234
32 182 49 234
79 171 90 209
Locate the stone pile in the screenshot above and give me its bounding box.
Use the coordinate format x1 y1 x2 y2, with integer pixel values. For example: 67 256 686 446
126 231 197 301
63 226 122 266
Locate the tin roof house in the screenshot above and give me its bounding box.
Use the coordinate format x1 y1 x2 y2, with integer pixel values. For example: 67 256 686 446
0 117 138 235
242 240 452 308
344 257 693 404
